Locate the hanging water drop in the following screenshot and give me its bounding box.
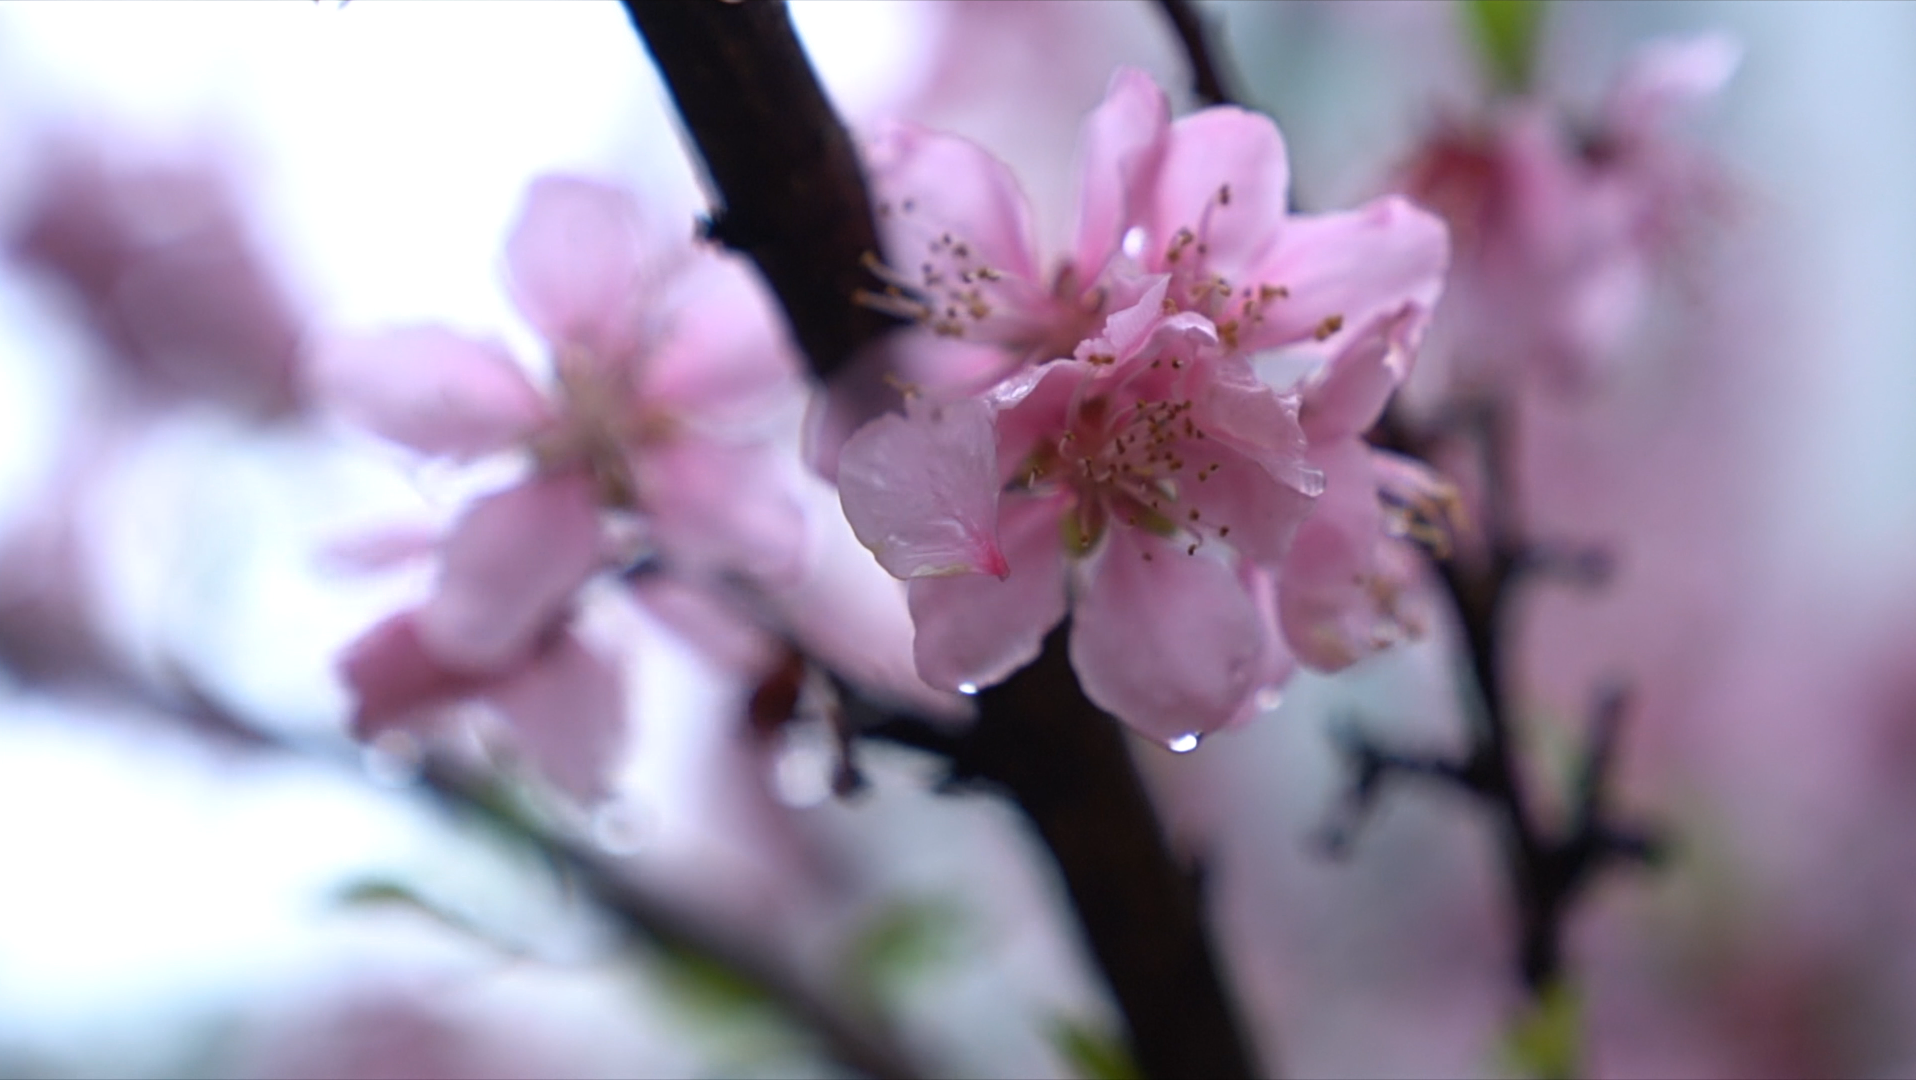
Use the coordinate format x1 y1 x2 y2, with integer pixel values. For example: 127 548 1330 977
1255 685 1285 712
1168 732 1202 753
957 682 979 696
1122 225 1147 259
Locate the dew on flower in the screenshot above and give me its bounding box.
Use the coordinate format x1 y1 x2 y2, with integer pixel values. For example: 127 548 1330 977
1168 733 1202 753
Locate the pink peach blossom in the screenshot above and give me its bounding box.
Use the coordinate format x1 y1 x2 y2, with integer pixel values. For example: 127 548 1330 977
839 283 1315 742
863 68 1447 391
314 176 807 675
319 175 810 796
1278 307 1448 671
341 607 624 802
8 138 308 419
1398 34 1738 397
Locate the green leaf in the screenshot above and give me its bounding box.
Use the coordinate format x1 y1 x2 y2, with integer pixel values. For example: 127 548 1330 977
1463 0 1547 95
1500 980 1581 1080
846 898 964 992
332 876 498 945
652 944 778 1019
1048 1016 1141 1080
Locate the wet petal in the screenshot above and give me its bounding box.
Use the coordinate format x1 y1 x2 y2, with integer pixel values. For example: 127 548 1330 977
866 123 1053 342
762 487 973 719
1194 354 1318 496
1299 305 1424 441
1240 195 1448 355
1147 106 1291 280
1072 68 1171 280
1279 440 1384 671
504 175 649 352
417 473 603 671
907 494 1067 692
989 360 1082 483
1177 437 1317 568
838 396 1007 580
309 327 549 458
1238 561 1297 724
485 631 626 802
1071 528 1267 743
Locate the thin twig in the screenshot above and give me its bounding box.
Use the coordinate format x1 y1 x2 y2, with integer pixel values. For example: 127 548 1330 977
416 757 923 1080
107 669 928 1080
1357 403 1663 997
1152 0 1241 107
865 625 1263 1080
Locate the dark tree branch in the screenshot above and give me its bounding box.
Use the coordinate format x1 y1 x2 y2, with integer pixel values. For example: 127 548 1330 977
1152 0 1241 107
869 625 1263 1080
1355 402 1665 999
621 0 900 381
626 6 1267 1075
417 758 923 1080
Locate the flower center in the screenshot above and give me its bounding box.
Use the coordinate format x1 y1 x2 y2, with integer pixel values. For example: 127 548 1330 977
1154 184 1301 349
531 344 672 510
1022 392 1233 560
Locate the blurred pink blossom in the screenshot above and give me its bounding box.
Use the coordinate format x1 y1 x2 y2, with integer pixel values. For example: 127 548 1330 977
1399 33 1739 399
319 175 809 795
8 137 308 419
340 609 623 803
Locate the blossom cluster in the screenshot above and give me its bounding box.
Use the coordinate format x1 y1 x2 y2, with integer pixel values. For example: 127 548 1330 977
837 71 1451 745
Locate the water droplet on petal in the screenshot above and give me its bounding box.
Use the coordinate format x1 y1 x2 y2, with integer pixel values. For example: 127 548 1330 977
957 682 979 696
1294 462 1327 498
1122 226 1147 259
1255 686 1286 712
1168 732 1202 753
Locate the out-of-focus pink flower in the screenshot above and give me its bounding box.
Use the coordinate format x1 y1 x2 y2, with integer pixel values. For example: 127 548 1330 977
1398 34 1739 398
319 175 810 795
1278 307 1449 671
314 176 807 674
8 138 308 419
863 68 1448 392
340 609 623 802
839 282 1316 742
